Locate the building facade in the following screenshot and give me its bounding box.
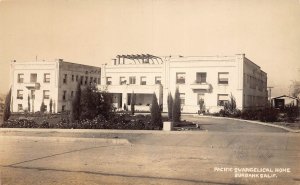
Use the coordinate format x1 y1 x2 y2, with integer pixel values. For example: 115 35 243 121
10 59 101 113
99 54 268 113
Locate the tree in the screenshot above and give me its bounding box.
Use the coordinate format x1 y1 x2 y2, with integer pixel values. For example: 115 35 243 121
150 92 162 128
27 95 31 112
99 92 113 119
224 93 237 114
167 92 173 120
172 87 181 123
291 80 300 98
49 99 53 114
80 84 98 120
80 84 113 120
40 100 46 113
3 88 11 122
71 83 81 121
130 91 135 115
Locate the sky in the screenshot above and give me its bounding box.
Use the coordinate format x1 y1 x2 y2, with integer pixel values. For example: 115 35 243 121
0 0 300 96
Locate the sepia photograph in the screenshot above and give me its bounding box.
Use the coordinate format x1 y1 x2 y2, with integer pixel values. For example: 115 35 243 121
0 0 299 184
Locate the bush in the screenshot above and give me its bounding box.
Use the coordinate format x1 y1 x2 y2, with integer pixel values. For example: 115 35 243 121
130 91 135 115
258 108 279 122
40 101 46 113
1 113 154 130
241 109 260 120
284 105 299 123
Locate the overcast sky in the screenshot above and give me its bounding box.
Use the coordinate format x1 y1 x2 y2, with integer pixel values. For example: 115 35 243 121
0 0 299 96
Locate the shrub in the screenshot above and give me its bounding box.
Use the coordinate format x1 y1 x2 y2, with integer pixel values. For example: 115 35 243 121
49 99 53 114
130 91 135 115
150 93 163 129
241 109 260 120
284 105 299 123
172 87 181 123
28 95 31 112
3 88 11 122
258 108 279 122
40 101 46 113
167 92 173 120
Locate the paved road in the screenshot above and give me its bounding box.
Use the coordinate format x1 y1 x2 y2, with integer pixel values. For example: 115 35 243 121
0 117 299 185
182 115 288 133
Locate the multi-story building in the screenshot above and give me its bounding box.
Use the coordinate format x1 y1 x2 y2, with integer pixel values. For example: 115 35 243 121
10 59 101 113
99 54 268 113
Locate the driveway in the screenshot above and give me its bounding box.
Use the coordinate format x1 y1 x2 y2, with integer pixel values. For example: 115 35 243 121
182 115 287 133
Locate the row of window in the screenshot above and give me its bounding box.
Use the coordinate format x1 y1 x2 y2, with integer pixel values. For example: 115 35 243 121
105 72 229 86
17 89 47 100
176 72 229 85
18 73 50 83
174 93 229 106
63 74 101 85
106 76 161 85
17 73 101 85
18 103 68 112
246 74 265 91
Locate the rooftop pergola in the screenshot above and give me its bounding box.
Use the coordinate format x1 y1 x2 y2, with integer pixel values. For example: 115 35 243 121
115 54 163 64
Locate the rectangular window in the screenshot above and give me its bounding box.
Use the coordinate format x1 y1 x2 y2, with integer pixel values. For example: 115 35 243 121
176 73 186 84
140 76 146 85
63 90 67 101
63 74 67 84
218 72 229 84
155 76 161 84
106 77 112 85
217 94 229 106
17 74 24 83
97 78 101 84
94 78 97 83
71 91 74 98
90 77 93 84
76 75 79 82
17 90 23 99
80 76 83 85
196 73 206 83
30 73 37 83
62 105 66 112
31 90 35 99
179 93 185 105
43 90 50 99
129 76 136 84
44 73 50 83
120 77 126 85
72 75 74 82
85 76 88 85
18 104 23 112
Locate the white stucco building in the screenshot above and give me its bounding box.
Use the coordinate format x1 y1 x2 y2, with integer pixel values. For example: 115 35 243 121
99 54 268 113
10 59 101 113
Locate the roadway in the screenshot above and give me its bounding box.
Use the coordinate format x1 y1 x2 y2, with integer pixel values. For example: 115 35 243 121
0 116 299 185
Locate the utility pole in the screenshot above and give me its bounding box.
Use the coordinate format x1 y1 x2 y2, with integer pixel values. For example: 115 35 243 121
267 86 274 107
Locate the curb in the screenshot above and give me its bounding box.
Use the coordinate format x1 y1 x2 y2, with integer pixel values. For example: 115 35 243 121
193 115 300 133
0 128 206 135
0 135 131 144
